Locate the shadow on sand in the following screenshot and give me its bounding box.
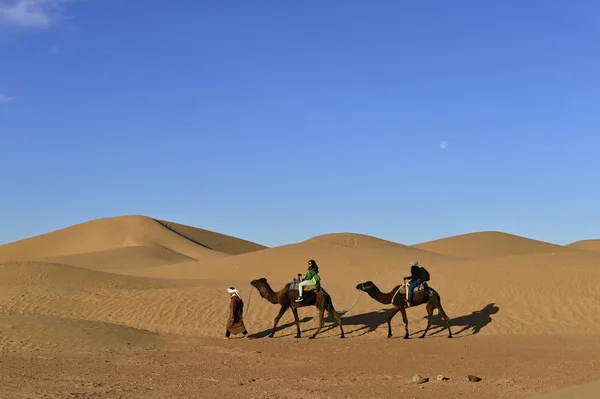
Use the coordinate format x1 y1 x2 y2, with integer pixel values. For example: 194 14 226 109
322 310 389 337
411 303 499 337
250 317 313 339
250 310 390 339
250 304 499 339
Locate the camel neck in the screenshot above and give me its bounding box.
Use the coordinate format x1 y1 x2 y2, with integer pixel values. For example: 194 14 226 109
366 285 396 305
259 285 280 304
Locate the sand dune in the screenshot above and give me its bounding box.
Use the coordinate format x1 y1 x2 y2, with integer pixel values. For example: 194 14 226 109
110 234 457 281
306 232 410 249
0 215 265 263
0 314 163 353
156 219 268 255
43 246 197 272
2 215 600 398
412 231 577 259
566 239 600 251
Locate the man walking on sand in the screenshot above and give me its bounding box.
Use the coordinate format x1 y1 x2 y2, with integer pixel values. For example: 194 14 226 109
224 287 250 340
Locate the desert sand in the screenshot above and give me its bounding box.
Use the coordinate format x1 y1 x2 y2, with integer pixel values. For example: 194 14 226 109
1 215 600 398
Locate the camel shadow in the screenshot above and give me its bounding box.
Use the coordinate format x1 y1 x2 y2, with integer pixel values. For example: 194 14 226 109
412 303 499 337
250 317 313 338
322 310 389 337
250 310 390 339
284 309 390 339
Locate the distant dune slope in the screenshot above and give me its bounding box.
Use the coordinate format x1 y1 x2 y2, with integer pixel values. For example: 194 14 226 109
566 239 600 252
156 219 267 255
306 232 416 250
112 232 459 281
412 231 578 258
0 215 265 262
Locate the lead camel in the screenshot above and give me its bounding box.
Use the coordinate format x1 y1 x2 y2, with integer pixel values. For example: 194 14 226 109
250 277 345 339
355 280 453 339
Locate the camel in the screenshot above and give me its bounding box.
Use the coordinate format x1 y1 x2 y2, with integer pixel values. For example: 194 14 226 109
250 277 345 339
355 280 452 339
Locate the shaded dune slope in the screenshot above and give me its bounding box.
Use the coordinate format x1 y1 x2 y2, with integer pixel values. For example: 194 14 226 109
412 231 578 258
156 220 267 255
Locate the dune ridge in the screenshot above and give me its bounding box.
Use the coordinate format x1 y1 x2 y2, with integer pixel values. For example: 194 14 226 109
156 219 268 255
411 231 578 259
0 215 266 263
566 239 600 252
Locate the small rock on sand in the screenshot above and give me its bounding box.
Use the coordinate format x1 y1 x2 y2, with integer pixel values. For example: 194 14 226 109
437 375 449 381
468 375 482 382
412 375 429 384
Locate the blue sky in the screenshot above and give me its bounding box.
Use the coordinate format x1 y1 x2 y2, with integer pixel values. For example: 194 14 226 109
1 0 599 247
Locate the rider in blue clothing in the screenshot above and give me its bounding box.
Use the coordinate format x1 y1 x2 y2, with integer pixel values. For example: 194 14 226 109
404 260 426 306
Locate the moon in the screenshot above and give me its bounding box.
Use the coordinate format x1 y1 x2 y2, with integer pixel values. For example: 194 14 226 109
440 141 449 149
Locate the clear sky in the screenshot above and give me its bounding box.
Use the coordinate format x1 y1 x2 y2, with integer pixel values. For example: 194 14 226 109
1 0 599 248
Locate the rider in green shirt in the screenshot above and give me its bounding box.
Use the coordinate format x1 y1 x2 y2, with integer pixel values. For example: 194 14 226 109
295 259 321 302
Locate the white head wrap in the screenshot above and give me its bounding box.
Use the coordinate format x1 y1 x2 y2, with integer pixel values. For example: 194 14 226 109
227 287 242 300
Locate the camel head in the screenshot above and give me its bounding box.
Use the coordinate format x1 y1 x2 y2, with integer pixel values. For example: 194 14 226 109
250 277 278 303
250 277 268 289
356 281 375 291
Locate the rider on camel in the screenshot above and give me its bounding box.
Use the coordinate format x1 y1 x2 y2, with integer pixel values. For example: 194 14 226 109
295 259 321 303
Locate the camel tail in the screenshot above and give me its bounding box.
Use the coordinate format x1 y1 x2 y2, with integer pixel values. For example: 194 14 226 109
434 293 451 320
326 297 338 315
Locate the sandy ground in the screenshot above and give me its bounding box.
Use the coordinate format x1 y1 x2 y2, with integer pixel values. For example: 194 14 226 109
1 215 600 398
1 334 599 399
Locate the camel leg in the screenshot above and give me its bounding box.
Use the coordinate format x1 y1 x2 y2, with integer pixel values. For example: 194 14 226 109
269 305 289 338
309 306 326 339
436 298 453 338
399 306 410 339
329 310 345 339
291 307 302 338
386 306 401 338
419 301 435 339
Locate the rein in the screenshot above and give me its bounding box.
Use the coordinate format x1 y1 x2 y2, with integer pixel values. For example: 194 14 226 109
336 283 374 315
390 282 407 305
243 287 253 318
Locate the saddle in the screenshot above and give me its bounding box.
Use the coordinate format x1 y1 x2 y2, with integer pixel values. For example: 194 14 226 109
289 278 320 292
397 282 428 295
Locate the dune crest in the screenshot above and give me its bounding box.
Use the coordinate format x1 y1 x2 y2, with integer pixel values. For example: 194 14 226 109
566 239 600 252
0 215 265 263
305 232 406 249
412 231 577 259
156 220 267 255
